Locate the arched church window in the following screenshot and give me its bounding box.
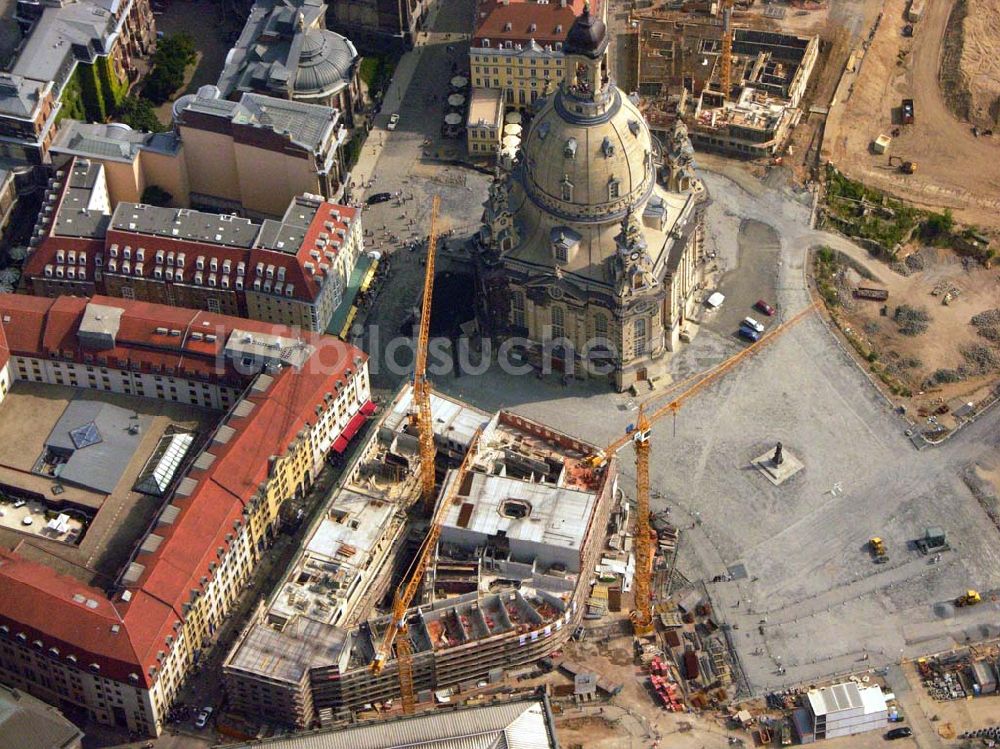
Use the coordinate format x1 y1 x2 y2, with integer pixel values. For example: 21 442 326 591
594 312 608 339
633 318 647 358
511 291 525 328
551 305 565 338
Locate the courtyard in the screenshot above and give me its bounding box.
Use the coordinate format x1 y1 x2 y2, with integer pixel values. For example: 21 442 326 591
0 381 216 586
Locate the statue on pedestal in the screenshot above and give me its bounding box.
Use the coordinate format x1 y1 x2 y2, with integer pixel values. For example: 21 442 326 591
772 442 784 467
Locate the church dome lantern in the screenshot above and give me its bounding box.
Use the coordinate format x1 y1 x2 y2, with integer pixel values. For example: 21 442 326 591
563 2 608 60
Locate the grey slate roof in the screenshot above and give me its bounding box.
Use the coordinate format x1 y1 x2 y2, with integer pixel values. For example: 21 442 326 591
216 0 357 100
11 0 120 93
0 73 46 120
255 194 323 252
43 399 151 495
53 159 113 239
0 683 83 749
110 203 262 248
175 86 339 153
217 697 559 749
51 121 181 164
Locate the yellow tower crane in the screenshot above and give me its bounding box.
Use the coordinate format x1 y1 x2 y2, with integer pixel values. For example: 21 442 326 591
630 406 654 636
720 0 734 99
370 429 483 713
590 304 816 634
413 195 441 512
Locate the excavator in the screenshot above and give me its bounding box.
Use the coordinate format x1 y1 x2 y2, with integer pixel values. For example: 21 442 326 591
888 156 917 175
955 590 982 607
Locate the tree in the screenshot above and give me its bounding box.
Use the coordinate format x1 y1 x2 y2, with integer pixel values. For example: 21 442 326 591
118 96 165 133
141 185 173 207
922 209 954 241
143 33 198 104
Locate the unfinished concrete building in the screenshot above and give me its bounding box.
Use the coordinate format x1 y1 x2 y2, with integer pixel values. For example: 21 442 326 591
636 10 818 157
223 385 619 728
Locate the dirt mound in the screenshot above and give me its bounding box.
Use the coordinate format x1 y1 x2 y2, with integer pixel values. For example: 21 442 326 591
939 0 1000 127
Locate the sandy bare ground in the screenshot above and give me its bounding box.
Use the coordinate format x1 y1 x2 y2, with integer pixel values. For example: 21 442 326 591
941 0 1000 128
827 242 1000 418
825 0 1000 229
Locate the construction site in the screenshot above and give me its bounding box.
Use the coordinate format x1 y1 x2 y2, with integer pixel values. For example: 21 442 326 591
630 2 819 159
820 0 1000 228
223 380 623 726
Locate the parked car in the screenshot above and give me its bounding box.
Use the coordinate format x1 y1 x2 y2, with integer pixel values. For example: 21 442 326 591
194 706 214 729
742 316 765 333
12 499 25 508
366 192 392 205
387 113 400 130
738 325 760 343
755 299 775 316
885 727 912 740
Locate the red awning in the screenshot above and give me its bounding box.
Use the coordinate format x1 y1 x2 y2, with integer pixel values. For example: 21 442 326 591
341 411 367 441
360 400 377 416
332 436 349 453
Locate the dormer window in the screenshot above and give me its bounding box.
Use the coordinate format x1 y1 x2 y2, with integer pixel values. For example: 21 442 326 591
561 176 573 202
608 178 621 200
564 137 577 159
602 136 615 157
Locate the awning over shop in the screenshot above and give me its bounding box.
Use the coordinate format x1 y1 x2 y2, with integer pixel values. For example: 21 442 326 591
360 400 377 416
332 436 349 453
341 411 367 441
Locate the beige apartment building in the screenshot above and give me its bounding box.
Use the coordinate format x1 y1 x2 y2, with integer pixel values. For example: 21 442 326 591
50 87 348 219
467 87 505 157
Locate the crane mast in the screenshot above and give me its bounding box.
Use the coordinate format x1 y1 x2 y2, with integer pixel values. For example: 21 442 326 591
370 428 483 713
630 407 654 636
591 305 815 636
720 0 734 99
413 195 441 512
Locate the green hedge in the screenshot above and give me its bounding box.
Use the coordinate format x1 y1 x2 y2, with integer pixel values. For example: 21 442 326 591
58 71 86 122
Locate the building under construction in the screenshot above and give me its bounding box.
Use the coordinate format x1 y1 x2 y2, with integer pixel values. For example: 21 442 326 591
636 7 818 157
223 385 619 728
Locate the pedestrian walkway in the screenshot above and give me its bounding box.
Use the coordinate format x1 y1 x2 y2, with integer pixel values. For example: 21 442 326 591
349 0 454 193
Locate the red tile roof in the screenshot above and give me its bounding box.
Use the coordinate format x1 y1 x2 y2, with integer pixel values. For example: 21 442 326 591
23 158 362 308
473 0 592 45
0 550 142 683
0 295 50 355
0 294 369 690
